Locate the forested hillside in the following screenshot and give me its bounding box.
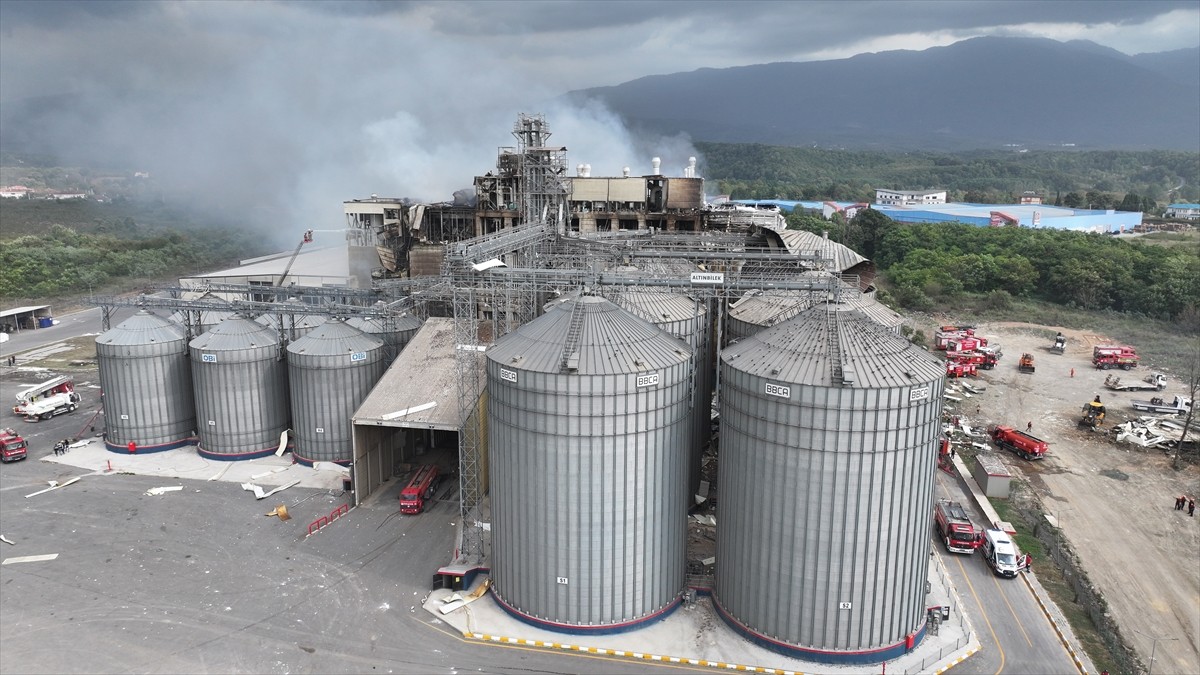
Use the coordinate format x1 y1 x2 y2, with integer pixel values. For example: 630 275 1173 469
788 210 1199 322
0 198 269 301
701 145 1200 207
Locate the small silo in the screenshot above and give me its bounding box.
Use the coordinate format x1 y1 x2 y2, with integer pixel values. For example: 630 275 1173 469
189 314 290 460
487 294 694 632
257 303 326 342
346 304 423 365
286 318 386 465
96 309 196 453
715 304 945 664
611 290 713 500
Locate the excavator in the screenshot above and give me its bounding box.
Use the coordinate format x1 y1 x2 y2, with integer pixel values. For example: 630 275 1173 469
1079 396 1106 430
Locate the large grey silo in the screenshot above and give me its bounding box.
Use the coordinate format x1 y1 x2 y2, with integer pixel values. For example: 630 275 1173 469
715 304 945 664
96 310 196 453
286 318 386 465
347 305 422 365
189 314 290 460
487 294 694 631
612 290 713 501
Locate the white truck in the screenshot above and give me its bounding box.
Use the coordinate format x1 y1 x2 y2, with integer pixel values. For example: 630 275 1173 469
14 376 81 421
1104 373 1167 392
1131 395 1193 415
981 529 1020 579
18 391 81 421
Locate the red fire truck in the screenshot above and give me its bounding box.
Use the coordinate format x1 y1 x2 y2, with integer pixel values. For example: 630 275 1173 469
989 425 1049 460
947 350 998 370
1 428 28 462
934 499 983 554
1092 345 1139 370
399 464 441 514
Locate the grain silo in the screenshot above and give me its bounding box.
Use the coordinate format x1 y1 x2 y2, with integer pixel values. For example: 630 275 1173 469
726 290 809 341
346 303 423 365
286 318 386 465
189 314 290 460
96 309 196 453
256 302 326 341
487 294 693 631
611 290 712 500
715 304 944 664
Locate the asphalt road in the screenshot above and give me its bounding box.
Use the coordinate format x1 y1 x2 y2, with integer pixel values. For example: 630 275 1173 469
1 304 139 361
932 470 1081 675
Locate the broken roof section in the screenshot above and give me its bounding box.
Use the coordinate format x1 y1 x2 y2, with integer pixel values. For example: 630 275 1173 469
353 317 475 431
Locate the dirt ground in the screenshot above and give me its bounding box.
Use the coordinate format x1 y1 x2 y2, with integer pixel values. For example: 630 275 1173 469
931 320 1200 674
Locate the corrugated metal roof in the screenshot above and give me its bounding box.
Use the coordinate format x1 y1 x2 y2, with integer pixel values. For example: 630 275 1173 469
286 318 382 357
772 230 867 271
722 304 942 389
728 290 809 329
488 294 691 375
352 318 474 431
189 314 280 351
97 309 187 346
608 290 702 327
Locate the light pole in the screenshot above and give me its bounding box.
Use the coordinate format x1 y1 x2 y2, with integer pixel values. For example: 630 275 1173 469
1133 629 1178 675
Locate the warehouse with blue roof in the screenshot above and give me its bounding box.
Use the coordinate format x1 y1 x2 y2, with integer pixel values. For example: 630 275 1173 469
735 198 1143 233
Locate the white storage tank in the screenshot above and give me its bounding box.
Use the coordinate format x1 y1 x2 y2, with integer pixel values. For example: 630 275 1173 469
96 310 196 453
189 314 290 460
487 294 693 631
286 318 386 465
715 304 945 664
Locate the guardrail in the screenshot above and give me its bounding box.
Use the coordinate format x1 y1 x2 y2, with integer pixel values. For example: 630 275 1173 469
306 503 350 537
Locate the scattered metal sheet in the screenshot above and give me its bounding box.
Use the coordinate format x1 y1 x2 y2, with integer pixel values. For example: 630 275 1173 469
251 466 290 480
241 479 302 500
145 486 184 496
2 553 58 565
0 535 14 545
25 476 81 499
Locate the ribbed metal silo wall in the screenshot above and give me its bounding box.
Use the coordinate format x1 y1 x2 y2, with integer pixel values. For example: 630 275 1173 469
287 331 386 465
97 316 196 453
488 362 691 631
714 367 942 663
190 337 289 460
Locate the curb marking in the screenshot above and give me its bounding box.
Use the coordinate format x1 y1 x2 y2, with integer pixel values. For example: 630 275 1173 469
1021 572 1088 674
464 631 804 674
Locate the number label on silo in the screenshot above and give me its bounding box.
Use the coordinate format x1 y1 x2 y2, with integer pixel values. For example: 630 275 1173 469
201 353 217 363
207 420 216 426
315 427 325 434
350 351 366 362
765 383 791 399
500 368 517 383
636 373 660 388
120 414 129 420
556 576 569 585
909 386 930 402
839 601 852 610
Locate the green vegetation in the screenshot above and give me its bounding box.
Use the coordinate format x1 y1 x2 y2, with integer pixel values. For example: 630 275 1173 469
700 145 1200 208
0 198 269 303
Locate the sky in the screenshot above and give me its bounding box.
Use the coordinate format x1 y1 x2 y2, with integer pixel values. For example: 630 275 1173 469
1 0 1197 246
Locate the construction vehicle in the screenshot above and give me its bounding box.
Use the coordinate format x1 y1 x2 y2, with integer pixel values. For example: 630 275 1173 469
0 428 28 462
1104 373 1167 392
399 464 441 514
277 229 314 287
981 529 1021 578
14 376 81 421
1093 345 1139 370
989 425 1049 460
937 436 955 475
1131 395 1193 415
1050 332 1066 354
14 375 74 408
1080 397 1107 429
1018 353 1035 373
934 499 984 554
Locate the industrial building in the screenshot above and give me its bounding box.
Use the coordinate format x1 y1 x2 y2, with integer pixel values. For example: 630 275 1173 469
91 113 941 664
742 198 1144 232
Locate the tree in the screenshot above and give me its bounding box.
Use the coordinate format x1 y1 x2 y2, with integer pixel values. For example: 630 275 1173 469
1063 192 1084 208
846 209 896 260
1174 305 1200 470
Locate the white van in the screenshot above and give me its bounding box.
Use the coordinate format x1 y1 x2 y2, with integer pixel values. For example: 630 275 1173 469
982 529 1020 578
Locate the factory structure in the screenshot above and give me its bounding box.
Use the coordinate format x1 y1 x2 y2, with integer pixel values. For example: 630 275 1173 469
92 113 944 664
